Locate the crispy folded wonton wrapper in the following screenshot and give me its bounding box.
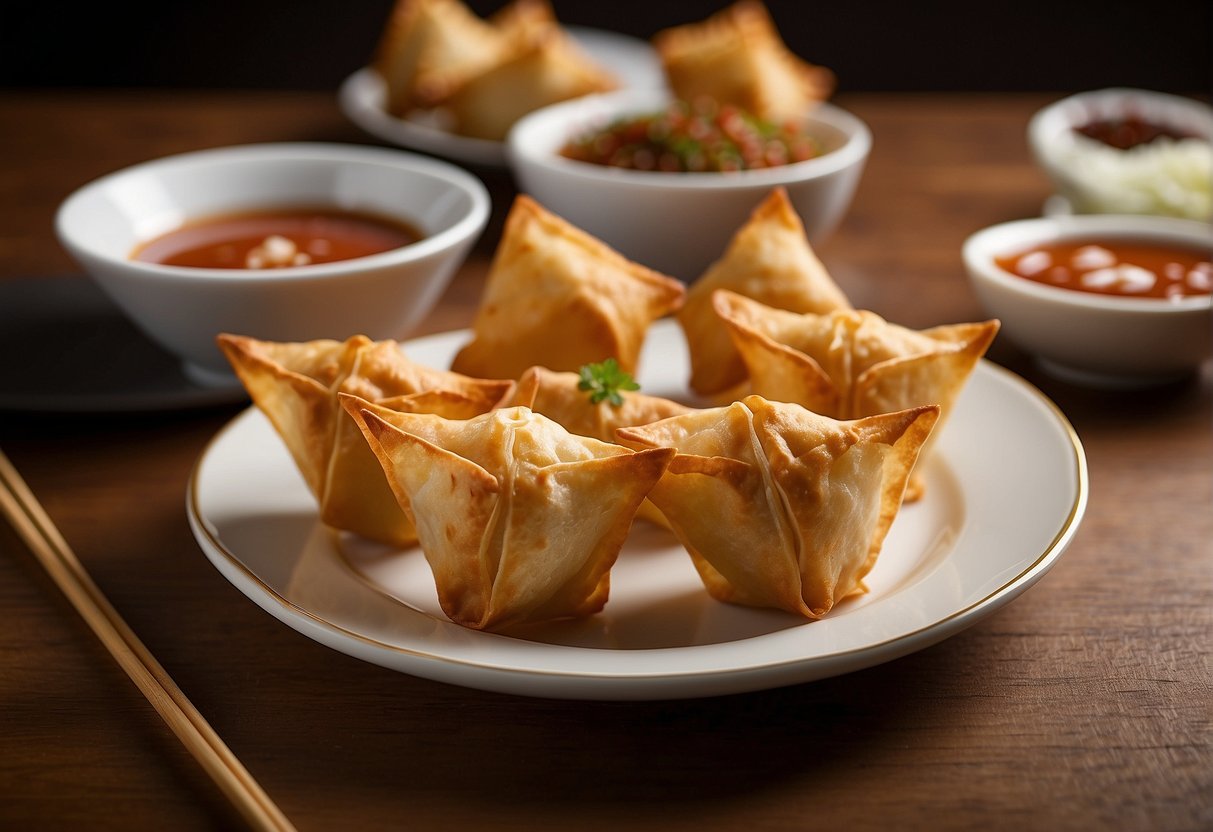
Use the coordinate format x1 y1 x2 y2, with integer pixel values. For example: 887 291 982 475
507 365 693 525
217 334 512 547
372 0 508 115
679 187 852 396
343 399 675 631
653 0 835 123
713 291 999 499
451 196 686 380
617 395 939 619
440 25 617 140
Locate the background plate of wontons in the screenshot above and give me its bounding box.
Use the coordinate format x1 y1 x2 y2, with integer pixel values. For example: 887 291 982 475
188 320 1087 701
339 27 665 169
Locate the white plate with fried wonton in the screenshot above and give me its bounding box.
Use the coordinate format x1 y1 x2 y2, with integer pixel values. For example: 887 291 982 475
188 320 1087 700
339 27 664 168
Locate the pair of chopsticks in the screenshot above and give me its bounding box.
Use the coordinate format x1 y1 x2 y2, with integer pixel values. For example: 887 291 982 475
0 449 296 832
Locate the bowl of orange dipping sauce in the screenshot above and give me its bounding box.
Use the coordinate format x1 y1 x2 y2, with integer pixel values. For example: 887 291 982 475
964 214 1212 387
56 143 489 380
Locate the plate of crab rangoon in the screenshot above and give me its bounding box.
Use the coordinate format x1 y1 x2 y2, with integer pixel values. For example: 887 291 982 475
188 173 1088 699
339 0 664 167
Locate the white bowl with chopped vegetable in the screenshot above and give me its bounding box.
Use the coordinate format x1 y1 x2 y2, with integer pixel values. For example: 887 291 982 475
506 88 871 281
1029 88 1213 222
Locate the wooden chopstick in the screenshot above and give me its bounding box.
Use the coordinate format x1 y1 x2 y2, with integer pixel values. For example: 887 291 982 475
0 449 297 832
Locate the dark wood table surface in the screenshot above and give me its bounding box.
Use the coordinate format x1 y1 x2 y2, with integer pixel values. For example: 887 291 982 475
1 90 1209 831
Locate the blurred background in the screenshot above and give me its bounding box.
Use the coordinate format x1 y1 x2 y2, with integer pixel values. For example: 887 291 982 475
3 0 1210 94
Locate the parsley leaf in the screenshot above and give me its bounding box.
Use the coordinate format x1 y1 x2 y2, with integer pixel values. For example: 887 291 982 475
577 358 640 406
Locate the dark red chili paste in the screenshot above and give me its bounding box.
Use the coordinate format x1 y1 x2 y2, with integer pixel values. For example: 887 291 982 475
1074 115 1198 151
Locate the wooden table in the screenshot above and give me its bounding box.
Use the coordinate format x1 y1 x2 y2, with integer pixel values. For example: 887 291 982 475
1 90 1209 831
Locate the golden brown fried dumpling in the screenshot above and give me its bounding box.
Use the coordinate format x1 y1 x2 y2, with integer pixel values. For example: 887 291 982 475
217 334 512 546
617 396 938 619
679 187 852 395
343 399 675 631
451 196 686 380
372 0 508 115
507 364 693 526
713 291 999 499
653 0 835 123
440 25 617 140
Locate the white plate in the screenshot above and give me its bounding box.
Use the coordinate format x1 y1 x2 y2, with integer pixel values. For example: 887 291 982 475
188 320 1087 700
0 276 245 413
338 26 665 168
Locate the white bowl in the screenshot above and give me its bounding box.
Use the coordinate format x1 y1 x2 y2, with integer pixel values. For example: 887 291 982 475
1028 88 1213 221
506 89 871 280
963 214 1212 388
56 142 489 380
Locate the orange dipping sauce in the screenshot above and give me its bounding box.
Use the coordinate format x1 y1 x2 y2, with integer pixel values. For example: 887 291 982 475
995 239 1212 301
131 208 422 269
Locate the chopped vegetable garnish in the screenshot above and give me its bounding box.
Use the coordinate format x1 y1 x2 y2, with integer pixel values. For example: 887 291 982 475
561 98 823 172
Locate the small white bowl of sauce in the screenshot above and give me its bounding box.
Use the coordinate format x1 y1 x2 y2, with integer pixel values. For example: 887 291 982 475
963 214 1212 388
56 142 489 381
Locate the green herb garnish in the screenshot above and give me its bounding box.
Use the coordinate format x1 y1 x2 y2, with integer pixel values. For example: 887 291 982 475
577 359 640 406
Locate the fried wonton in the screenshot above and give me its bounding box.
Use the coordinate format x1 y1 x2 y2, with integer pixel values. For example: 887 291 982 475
217 333 512 546
507 364 693 525
373 0 616 137
679 187 852 395
441 25 617 140
653 0 835 123
617 396 938 619
344 399 675 631
372 0 508 116
713 291 999 499
450 196 686 380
